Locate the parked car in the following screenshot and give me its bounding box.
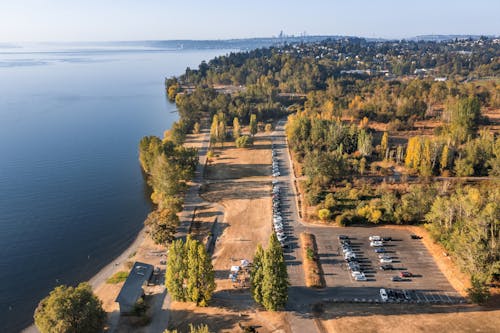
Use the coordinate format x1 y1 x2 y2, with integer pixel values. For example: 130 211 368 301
400 271 413 277
411 234 422 239
370 241 383 247
380 257 393 263
354 273 367 281
380 288 388 302
369 235 381 241
391 276 403 282
380 264 394 270
338 235 349 240
378 254 391 259
375 248 386 253
382 236 393 241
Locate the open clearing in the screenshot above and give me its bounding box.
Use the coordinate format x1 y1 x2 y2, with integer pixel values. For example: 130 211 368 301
167 135 291 332
319 303 500 333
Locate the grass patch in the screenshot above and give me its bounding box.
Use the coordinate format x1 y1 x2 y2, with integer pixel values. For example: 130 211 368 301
106 271 129 284
300 232 325 288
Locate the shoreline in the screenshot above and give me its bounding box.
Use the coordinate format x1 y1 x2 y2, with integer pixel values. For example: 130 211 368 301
22 227 148 333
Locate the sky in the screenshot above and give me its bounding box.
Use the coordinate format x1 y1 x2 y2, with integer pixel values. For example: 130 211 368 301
1 0 499 42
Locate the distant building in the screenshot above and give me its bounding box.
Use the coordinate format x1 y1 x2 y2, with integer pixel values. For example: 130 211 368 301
115 262 154 314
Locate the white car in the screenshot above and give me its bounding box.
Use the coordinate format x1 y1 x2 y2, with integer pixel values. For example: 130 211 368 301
369 236 381 241
370 241 383 247
273 172 280 177
344 252 356 259
353 272 367 281
380 257 393 263
380 288 388 302
378 254 391 259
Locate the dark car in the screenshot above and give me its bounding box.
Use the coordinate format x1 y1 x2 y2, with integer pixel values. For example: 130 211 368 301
338 235 349 240
375 247 386 253
411 234 423 239
380 264 394 270
391 276 403 282
400 271 413 277
382 236 392 241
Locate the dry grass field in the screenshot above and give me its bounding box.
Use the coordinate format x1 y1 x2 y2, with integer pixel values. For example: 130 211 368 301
319 303 500 333
166 135 290 332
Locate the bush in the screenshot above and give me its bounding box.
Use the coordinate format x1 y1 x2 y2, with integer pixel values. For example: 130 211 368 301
335 212 352 226
106 271 129 284
317 208 331 221
467 275 491 304
235 135 253 148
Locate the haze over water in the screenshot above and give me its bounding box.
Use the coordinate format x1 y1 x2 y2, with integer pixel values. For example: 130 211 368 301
0 43 230 332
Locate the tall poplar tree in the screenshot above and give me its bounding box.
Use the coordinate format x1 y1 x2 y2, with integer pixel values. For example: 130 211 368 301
249 114 258 136
233 117 241 139
261 233 288 311
250 244 264 304
380 132 389 160
165 239 188 301
210 114 219 145
166 237 215 306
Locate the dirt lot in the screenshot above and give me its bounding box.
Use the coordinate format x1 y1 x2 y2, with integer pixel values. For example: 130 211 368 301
319 303 500 333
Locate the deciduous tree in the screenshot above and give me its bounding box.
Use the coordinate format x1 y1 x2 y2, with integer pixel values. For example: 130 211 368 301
34 283 106 333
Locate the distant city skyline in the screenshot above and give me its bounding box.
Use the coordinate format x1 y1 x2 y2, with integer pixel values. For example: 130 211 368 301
1 0 499 42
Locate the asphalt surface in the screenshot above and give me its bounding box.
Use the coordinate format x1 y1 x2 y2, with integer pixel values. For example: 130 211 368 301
271 120 466 311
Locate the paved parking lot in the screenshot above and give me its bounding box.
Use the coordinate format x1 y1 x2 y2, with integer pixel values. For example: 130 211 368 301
314 227 465 303
271 120 466 306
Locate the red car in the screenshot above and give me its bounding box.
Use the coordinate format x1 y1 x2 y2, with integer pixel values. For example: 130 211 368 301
400 271 413 277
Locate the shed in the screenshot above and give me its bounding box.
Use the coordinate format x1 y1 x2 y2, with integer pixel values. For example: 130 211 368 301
115 261 154 314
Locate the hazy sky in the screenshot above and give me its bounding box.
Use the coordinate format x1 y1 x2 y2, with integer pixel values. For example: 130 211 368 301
1 0 499 42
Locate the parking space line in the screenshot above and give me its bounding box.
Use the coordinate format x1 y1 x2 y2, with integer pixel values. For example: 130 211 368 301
442 292 452 303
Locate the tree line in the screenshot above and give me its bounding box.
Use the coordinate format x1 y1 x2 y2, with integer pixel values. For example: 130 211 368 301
139 135 198 244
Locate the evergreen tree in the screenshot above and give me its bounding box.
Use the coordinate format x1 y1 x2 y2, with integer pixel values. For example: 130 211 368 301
233 117 241 139
250 244 264 304
250 114 258 136
261 233 288 311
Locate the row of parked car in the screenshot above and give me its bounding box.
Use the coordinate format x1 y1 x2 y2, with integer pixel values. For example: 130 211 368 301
380 288 412 302
369 235 413 282
339 235 367 281
272 147 280 177
272 179 287 246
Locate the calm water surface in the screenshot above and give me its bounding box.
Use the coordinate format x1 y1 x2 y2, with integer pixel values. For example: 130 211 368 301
0 44 230 332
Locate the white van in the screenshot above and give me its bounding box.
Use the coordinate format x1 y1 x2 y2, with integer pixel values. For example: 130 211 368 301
380 288 388 302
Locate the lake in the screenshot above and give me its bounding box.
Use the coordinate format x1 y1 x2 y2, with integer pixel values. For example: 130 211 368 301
0 43 232 332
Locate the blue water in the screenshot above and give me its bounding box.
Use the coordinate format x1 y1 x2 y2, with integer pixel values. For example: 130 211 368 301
0 44 230 332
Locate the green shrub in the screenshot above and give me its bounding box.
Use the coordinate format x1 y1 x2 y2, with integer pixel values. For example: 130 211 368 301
235 135 253 148
306 247 315 260
317 208 331 221
106 271 129 284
